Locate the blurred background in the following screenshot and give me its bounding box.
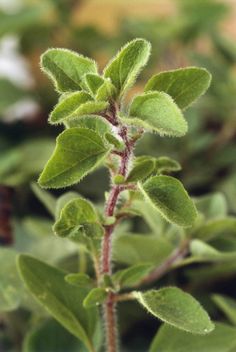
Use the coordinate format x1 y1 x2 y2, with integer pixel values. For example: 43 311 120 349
1 0 236 351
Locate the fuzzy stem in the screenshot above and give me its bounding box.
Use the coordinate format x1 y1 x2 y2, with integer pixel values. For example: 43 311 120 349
100 115 134 352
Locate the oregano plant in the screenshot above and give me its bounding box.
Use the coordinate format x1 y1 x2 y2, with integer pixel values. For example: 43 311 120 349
16 38 214 352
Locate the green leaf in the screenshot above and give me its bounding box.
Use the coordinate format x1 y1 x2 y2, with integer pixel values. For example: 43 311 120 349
195 193 227 220
144 67 212 109
105 133 124 150
53 197 102 239
194 217 236 241
113 264 154 289
23 319 85 352
55 192 79 219
17 255 97 352
0 79 26 114
84 73 104 95
84 74 117 101
0 249 24 312
49 92 92 124
38 128 109 189
126 158 155 183
113 233 174 266
135 287 214 334
40 48 97 93
104 38 151 98
149 323 236 352
65 273 93 287
66 115 111 134
124 92 187 137
155 157 181 174
140 175 197 227
83 288 108 309
31 183 56 217
212 294 236 326
49 92 108 125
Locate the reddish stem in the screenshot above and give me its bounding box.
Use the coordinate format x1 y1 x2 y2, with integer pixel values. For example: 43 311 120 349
100 119 134 352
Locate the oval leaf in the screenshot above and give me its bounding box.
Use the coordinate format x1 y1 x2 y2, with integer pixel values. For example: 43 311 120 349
40 49 97 93
144 67 212 109
49 92 93 124
135 287 214 334
38 128 109 189
53 197 100 238
126 92 188 137
155 157 181 174
83 288 108 309
126 158 155 183
104 38 151 98
17 255 97 351
140 175 197 227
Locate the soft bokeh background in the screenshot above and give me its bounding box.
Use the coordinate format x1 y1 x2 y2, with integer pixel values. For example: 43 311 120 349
1 0 236 351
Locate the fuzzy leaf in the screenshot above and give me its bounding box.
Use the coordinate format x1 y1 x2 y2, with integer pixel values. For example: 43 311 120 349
83 288 108 309
38 128 109 189
140 175 197 227
194 217 236 241
67 115 111 134
126 158 155 183
144 67 212 109
53 197 102 239
113 264 154 288
49 92 92 124
149 323 236 352
84 73 104 95
105 133 124 150
17 255 97 351
124 92 187 137
155 157 181 174
55 192 79 220
40 49 97 93
135 287 214 334
104 38 151 98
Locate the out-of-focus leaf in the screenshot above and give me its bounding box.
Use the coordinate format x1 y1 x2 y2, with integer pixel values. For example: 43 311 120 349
17 255 98 351
212 294 236 325
149 323 236 352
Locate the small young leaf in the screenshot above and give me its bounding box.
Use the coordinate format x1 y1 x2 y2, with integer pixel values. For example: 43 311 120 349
83 288 108 309
49 92 92 124
104 38 151 98
53 197 101 238
140 175 197 227
124 92 187 137
95 79 117 101
38 128 109 189
105 133 124 150
144 67 212 109
55 192 79 220
135 287 214 334
113 264 154 288
155 157 181 174
84 73 104 95
17 255 97 351
212 294 236 325
65 273 93 287
150 323 236 352
40 49 97 93
126 158 155 183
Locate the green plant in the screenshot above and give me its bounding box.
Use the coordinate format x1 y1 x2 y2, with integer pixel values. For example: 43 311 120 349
15 38 218 352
